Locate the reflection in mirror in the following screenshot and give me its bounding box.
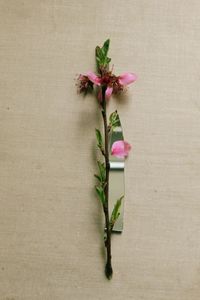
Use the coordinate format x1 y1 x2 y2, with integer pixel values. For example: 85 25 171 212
108 119 125 233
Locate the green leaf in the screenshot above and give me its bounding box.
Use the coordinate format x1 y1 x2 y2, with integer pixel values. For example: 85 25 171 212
101 39 110 57
95 128 103 148
109 110 121 129
110 196 124 230
95 47 102 63
106 57 111 64
97 161 106 182
96 46 103 59
94 174 101 182
95 185 106 205
94 161 106 184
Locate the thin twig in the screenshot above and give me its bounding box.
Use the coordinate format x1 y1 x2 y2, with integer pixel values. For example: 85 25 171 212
101 87 113 279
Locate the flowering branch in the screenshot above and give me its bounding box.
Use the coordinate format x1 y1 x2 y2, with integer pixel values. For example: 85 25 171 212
77 39 137 279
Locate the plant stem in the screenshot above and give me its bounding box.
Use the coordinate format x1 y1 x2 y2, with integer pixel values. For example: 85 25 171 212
102 88 113 279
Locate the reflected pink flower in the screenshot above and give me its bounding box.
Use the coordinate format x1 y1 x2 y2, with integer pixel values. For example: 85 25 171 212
111 140 131 158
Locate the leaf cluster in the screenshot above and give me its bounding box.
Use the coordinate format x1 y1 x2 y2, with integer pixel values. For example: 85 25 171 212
95 161 106 205
109 110 121 130
95 39 111 72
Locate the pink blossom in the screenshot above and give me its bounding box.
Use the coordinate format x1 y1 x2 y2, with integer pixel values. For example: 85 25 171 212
87 71 101 86
80 70 137 99
111 140 131 158
118 73 137 85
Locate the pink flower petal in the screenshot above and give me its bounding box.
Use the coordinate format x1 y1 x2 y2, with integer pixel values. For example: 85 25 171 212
86 71 101 86
111 140 131 158
105 86 113 100
118 72 137 85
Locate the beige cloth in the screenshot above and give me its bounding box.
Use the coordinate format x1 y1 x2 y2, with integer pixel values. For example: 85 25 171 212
0 0 200 299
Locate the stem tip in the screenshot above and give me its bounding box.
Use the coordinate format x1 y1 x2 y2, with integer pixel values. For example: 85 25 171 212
105 263 113 280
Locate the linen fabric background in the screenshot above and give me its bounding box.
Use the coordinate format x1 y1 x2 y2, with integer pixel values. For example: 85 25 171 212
0 0 200 299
